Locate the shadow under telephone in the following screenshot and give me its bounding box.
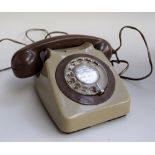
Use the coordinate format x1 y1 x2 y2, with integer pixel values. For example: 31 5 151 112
0 26 153 133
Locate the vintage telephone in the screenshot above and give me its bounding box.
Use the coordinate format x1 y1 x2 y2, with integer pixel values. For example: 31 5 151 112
0 26 153 133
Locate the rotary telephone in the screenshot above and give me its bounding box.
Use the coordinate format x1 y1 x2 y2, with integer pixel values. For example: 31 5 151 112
0 26 153 133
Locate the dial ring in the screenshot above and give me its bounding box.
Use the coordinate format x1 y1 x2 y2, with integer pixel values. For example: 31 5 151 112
55 54 115 105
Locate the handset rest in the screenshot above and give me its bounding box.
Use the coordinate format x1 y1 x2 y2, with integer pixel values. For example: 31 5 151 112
11 35 113 78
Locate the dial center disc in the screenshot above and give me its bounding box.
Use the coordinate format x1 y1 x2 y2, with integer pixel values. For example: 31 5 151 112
74 64 99 84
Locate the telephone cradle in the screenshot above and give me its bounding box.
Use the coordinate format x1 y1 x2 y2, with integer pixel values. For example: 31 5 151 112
35 43 130 133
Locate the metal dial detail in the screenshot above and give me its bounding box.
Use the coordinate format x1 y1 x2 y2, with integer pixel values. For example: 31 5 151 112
64 56 108 96
75 64 99 84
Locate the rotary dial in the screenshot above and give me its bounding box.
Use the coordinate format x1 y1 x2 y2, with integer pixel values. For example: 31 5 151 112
64 56 108 96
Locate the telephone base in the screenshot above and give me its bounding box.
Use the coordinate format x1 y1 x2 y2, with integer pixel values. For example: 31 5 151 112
36 90 127 134
35 43 130 133
36 76 129 133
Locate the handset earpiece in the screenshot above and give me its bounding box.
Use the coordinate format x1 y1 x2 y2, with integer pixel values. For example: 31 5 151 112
11 48 46 78
11 35 113 78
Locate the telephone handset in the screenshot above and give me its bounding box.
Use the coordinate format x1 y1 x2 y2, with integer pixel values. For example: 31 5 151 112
0 26 153 133
11 35 113 78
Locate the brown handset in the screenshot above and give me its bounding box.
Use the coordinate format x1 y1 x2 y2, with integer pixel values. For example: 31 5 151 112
11 35 113 78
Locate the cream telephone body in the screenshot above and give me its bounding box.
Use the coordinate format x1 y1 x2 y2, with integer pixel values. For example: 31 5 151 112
35 43 130 133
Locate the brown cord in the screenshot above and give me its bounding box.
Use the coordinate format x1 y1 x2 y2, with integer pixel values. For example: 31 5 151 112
0 38 26 46
25 29 68 42
111 26 153 81
25 28 50 43
44 31 68 39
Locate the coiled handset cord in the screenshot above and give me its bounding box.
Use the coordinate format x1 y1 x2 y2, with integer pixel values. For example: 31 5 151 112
0 26 153 81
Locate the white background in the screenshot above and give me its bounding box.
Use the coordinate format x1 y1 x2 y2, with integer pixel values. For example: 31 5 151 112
0 13 155 141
